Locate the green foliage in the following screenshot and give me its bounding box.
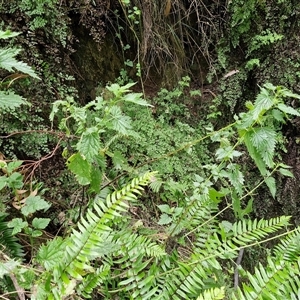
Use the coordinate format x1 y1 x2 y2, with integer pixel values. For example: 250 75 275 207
51 82 152 191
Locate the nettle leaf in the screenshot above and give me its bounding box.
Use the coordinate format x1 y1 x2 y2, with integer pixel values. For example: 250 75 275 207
226 164 244 196
250 127 277 168
36 237 67 270
252 87 274 120
0 260 20 278
0 177 7 190
32 218 51 230
122 93 152 106
265 176 276 198
158 214 172 225
21 196 51 216
244 130 268 176
0 30 20 39
278 168 294 177
67 153 91 185
0 91 28 110
108 106 132 134
277 103 300 116
77 127 101 162
90 165 102 193
272 109 285 122
0 48 40 79
7 218 28 235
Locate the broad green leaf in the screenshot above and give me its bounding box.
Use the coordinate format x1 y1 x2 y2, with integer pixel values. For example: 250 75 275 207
265 176 276 198
90 164 102 193
6 161 23 174
122 93 153 106
7 172 23 189
157 204 171 214
107 106 132 134
277 103 300 116
252 87 274 120
0 260 20 278
278 168 294 177
271 109 285 122
0 91 28 110
76 127 101 162
226 164 244 196
280 88 300 100
112 151 127 170
32 218 51 229
158 214 172 225
31 230 43 237
0 48 40 79
7 218 28 235
244 130 268 176
36 237 67 270
0 30 20 39
67 153 91 185
250 127 276 168
0 177 7 190
21 196 51 216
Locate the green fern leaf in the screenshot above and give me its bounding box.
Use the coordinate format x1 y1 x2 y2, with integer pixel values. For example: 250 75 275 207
197 287 225 300
0 215 24 257
49 172 157 298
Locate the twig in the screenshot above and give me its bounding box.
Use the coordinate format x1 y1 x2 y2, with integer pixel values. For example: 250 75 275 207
9 274 26 300
234 248 244 289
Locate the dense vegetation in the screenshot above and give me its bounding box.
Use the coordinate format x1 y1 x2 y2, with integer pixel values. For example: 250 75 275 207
0 1 300 299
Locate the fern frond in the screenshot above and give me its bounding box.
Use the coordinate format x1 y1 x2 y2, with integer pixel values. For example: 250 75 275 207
197 287 225 300
273 226 300 262
77 265 110 298
0 215 24 258
49 172 157 298
216 217 291 258
233 257 300 300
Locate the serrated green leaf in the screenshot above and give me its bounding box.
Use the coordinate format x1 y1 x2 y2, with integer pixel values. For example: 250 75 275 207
0 91 28 110
77 127 101 162
0 177 7 190
0 48 40 79
244 130 268 176
21 196 51 216
157 204 171 214
36 237 67 270
7 172 23 189
90 164 102 193
67 153 91 185
265 176 276 198
250 127 276 168
0 30 20 39
252 87 274 120
226 164 244 196
278 168 294 177
7 218 28 235
271 109 285 122
122 93 152 106
277 103 300 116
107 106 132 134
158 213 172 225
0 260 20 278
32 218 51 229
